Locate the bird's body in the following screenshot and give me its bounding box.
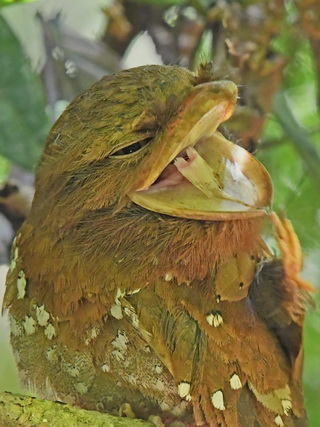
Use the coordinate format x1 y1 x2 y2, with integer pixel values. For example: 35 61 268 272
4 65 310 426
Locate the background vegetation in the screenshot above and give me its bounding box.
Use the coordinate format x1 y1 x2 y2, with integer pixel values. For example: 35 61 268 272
0 0 319 425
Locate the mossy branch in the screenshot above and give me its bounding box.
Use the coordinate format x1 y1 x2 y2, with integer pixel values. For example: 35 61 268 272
0 392 153 427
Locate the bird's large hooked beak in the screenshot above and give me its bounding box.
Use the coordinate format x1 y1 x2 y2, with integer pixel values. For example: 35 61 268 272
131 80 273 220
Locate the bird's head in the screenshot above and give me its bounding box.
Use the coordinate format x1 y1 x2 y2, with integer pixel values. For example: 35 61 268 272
18 65 278 315
31 65 272 228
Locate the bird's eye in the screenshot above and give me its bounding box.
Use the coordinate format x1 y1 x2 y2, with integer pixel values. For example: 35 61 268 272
110 137 153 157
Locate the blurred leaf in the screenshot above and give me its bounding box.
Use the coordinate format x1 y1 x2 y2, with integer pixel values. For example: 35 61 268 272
193 29 213 69
0 0 35 6
0 16 50 170
272 4 317 85
0 156 10 184
304 292 320 427
273 91 320 188
264 31 320 248
259 119 320 249
284 41 317 90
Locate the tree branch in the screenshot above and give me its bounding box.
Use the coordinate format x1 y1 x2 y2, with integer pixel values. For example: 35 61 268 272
0 391 153 427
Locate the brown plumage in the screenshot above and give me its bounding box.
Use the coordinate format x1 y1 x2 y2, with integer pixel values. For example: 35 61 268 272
3 65 311 426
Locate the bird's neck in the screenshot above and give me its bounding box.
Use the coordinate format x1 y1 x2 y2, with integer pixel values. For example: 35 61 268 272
20 206 268 320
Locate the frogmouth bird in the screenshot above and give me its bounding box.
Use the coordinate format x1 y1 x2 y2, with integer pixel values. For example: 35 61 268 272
3 65 312 426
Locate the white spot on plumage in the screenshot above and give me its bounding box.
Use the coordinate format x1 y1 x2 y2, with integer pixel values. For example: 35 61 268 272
112 350 125 361
230 373 242 390
165 272 173 281
10 317 23 336
127 288 141 295
91 327 99 338
84 326 100 345
110 304 123 319
206 312 223 327
10 259 16 272
213 313 223 327
177 382 190 398
123 307 131 316
274 415 284 426
160 402 170 411
68 366 80 377
127 374 138 385
112 330 128 351
44 323 56 340
75 382 88 394
23 316 36 335
156 379 165 392
17 270 27 299
281 399 292 415
46 346 57 362
154 364 163 374
211 390 225 410
36 305 50 326
131 313 139 328
10 247 18 272
206 314 214 326
185 394 192 402
101 363 110 373
115 288 125 304
123 305 140 329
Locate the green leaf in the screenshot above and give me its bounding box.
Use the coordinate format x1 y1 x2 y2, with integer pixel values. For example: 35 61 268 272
259 116 320 249
0 16 50 170
193 29 213 69
0 155 10 184
304 292 320 427
0 0 35 7
273 91 320 188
